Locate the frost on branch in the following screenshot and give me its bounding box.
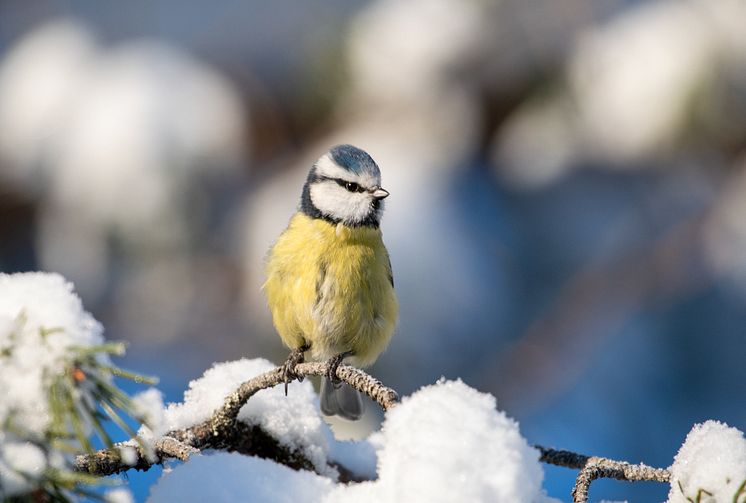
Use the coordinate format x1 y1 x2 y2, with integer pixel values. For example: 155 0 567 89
0 272 156 500
667 420 746 503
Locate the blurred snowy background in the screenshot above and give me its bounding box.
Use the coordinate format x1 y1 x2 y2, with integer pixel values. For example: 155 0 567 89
2 0 746 500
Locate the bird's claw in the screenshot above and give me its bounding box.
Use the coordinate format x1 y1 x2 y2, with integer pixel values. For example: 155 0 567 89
281 345 308 396
325 351 352 385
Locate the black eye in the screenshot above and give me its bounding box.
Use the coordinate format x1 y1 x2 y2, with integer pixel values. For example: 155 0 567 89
344 182 361 193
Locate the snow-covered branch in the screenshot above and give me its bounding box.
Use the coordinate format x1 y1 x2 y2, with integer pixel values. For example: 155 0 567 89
211 362 399 437
0 272 158 500
76 360 399 479
3 271 744 502
75 358 675 502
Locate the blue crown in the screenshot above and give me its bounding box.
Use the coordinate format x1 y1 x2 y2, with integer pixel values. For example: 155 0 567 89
329 144 380 178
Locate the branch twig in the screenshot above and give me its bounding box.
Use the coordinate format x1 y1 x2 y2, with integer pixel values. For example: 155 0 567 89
211 362 399 436
155 436 199 462
535 446 670 503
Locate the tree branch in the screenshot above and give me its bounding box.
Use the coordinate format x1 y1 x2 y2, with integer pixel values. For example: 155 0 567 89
210 362 399 437
155 436 199 462
75 361 398 477
535 446 671 503
74 361 670 503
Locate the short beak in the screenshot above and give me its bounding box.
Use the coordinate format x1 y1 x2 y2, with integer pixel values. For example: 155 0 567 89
372 187 389 200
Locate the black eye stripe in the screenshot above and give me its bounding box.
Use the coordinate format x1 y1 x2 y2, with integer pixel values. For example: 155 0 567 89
316 175 366 193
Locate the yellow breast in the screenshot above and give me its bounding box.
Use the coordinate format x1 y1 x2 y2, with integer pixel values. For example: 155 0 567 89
264 212 398 367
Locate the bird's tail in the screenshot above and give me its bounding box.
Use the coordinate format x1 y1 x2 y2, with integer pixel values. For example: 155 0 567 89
320 377 364 421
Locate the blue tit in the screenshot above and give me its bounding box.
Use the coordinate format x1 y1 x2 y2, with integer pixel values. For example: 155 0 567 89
264 144 398 420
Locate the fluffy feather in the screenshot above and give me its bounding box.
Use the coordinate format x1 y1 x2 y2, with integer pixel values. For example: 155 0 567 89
303 149 386 227
265 145 397 420
264 212 398 367
309 181 382 226
315 153 380 187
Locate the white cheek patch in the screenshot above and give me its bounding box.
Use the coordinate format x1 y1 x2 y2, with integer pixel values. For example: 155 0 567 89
315 153 380 188
310 181 374 224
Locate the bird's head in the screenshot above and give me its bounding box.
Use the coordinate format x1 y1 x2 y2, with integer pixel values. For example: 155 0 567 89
301 144 389 227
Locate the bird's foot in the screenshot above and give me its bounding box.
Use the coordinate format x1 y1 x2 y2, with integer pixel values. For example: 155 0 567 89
325 351 353 385
282 345 309 396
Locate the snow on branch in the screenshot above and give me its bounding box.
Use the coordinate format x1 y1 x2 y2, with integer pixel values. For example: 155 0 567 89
75 358 675 502
4 271 743 502
0 272 158 500
211 362 399 437
76 360 398 478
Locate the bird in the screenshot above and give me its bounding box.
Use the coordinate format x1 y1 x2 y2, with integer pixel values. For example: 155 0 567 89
264 144 398 420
